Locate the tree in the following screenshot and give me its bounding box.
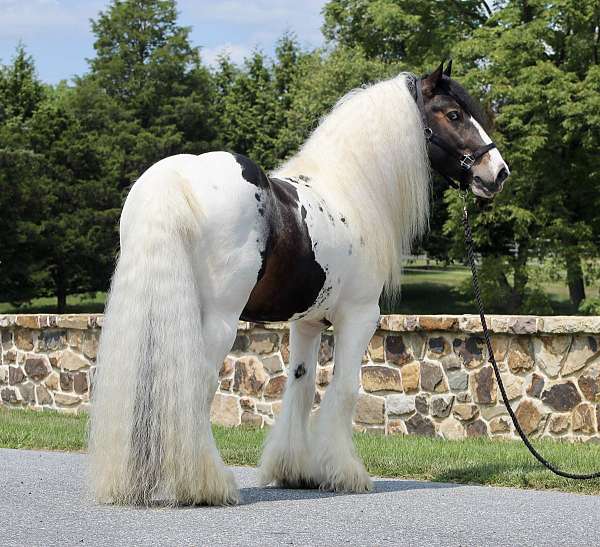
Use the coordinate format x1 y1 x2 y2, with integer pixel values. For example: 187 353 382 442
213 35 309 170
214 50 280 168
0 44 45 121
279 46 394 159
322 0 487 68
89 0 216 184
445 0 600 312
25 84 123 311
0 47 47 305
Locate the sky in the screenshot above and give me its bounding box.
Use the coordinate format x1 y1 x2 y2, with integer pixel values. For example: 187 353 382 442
0 0 328 84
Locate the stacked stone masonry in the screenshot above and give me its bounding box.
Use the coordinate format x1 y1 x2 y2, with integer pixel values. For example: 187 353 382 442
2 314 600 442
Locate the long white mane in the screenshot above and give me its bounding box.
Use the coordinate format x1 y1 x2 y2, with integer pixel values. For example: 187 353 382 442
275 73 430 291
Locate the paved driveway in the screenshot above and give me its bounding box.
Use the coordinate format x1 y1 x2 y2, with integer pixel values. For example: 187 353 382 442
2 448 600 546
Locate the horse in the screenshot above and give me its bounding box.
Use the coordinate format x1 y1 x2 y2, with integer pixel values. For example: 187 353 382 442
88 61 510 506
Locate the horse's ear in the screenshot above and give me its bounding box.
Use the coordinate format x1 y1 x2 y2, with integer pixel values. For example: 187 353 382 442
443 59 452 78
422 62 444 95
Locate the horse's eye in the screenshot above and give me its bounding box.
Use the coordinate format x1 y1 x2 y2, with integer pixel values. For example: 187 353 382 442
446 110 460 122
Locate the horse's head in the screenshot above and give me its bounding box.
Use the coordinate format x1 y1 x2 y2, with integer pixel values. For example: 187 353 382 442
417 61 509 200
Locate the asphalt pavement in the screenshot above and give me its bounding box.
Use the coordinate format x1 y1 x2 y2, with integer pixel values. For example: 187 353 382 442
2 448 600 546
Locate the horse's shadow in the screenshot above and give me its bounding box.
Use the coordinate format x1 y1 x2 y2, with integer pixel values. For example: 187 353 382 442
238 460 542 505
238 477 456 505
138 462 531 508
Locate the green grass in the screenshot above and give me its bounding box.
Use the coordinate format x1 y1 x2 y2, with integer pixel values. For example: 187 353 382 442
0 406 88 451
356 434 600 495
2 408 600 494
0 292 106 314
387 264 475 314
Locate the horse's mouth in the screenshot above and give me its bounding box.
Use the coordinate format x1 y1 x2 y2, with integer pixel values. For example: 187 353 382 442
471 176 500 201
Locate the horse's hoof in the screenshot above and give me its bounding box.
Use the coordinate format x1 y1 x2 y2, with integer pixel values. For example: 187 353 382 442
318 460 373 493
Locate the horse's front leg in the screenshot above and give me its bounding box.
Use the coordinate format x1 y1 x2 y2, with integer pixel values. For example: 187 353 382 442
314 304 380 492
259 319 323 488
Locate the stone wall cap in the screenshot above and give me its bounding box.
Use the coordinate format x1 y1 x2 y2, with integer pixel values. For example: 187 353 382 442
1 314 599 335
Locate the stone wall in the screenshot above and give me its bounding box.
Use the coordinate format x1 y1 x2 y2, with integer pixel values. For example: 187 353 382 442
2 314 600 442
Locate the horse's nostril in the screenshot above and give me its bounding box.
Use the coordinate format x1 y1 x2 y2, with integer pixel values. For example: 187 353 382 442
496 167 509 186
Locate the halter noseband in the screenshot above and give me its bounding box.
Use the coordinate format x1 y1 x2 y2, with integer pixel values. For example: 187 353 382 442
408 73 497 191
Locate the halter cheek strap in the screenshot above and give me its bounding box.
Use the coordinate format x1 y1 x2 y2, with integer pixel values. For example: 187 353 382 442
409 73 497 191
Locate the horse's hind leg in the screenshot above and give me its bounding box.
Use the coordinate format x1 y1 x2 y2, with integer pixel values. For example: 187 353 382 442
259 319 323 488
162 308 242 506
167 309 242 505
313 304 380 492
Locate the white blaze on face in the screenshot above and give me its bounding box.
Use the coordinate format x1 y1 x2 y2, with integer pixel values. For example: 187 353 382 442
469 115 509 193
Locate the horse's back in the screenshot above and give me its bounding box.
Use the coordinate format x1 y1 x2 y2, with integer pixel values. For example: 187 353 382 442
133 151 260 216
124 151 264 244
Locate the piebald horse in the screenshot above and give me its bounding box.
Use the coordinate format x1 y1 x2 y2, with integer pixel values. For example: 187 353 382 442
89 62 509 505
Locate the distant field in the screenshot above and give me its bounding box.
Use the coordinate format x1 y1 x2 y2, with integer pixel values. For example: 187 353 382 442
0 262 586 315
387 262 579 315
0 292 106 315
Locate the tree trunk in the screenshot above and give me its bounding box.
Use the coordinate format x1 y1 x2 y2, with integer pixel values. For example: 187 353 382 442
505 249 528 314
566 255 586 310
57 288 67 314
55 267 67 313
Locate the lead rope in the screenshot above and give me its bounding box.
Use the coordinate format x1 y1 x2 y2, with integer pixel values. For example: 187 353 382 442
461 192 600 480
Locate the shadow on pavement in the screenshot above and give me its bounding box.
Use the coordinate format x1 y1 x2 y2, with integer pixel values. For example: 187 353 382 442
239 477 457 505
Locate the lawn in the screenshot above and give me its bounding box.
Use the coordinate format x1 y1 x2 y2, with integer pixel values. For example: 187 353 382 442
2 407 599 495
0 262 582 315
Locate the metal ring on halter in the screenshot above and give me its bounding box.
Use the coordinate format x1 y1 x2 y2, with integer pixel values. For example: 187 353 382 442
424 127 433 140
459 155 476 171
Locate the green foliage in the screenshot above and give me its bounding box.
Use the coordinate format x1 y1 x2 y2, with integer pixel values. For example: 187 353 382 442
0 45 45 121
322 0 487 67
0 48 48 303
579 297 600 316
281 45 395 156
89 0 216 181
444 0 600 312
214 49 280 169
28 85 122 306
456 255 552 315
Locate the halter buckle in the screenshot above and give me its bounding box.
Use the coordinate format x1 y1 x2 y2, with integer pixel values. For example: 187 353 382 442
424 127 433 140
460 154 475 171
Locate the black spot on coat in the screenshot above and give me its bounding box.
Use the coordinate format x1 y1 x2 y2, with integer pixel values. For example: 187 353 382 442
294 363 306 379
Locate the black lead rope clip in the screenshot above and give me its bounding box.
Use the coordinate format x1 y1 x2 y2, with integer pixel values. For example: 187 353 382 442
461 192 600 480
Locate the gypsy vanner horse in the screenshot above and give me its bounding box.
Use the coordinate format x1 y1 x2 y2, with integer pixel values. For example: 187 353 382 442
89 62 509 505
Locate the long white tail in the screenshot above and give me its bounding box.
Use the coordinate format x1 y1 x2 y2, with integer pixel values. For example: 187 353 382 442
88 167 237 505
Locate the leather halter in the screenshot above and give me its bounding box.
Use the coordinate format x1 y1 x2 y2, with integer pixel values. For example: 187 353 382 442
408 73 497 191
